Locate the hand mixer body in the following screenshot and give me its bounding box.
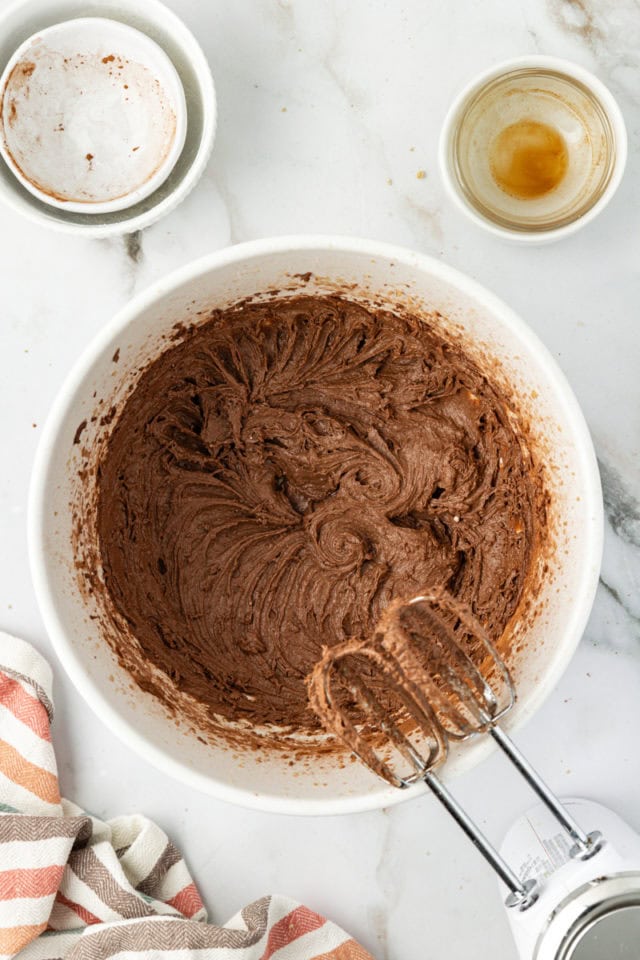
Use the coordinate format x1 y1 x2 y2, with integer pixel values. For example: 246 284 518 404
501 799 640 960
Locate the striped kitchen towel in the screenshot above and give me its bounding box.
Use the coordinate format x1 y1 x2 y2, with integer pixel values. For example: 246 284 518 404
0 632 372 960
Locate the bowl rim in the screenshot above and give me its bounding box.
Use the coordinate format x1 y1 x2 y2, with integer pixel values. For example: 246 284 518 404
0 0 215 236
28 234 604 815
438 54 628 244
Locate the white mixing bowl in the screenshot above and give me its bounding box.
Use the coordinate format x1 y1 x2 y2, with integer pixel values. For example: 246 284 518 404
29 236 603 814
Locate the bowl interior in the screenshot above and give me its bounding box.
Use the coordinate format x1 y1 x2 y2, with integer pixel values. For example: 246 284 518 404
0 0 214 234
30 239 602 813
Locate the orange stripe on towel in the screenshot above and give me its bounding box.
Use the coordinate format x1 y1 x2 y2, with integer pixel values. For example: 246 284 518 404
0 739 59 805
0 923 47 954
0 675 50 741
0 864 64 900
313 940 376 960
261 906 326 959
166 882 205 918
55 891 102 925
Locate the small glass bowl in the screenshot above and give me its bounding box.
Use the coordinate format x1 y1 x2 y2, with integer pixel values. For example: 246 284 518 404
439 56 627 243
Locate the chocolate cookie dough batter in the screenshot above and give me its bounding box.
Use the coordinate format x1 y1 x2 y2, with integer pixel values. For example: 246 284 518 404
96 295 541 733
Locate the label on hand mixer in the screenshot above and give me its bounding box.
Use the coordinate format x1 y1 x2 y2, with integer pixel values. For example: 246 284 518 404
500 799 640 959
507 813 574 886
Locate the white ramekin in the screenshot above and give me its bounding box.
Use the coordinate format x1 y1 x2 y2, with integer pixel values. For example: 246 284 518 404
0 18 188 214
0 0 215 236
439 56 627 244
29 236 603 815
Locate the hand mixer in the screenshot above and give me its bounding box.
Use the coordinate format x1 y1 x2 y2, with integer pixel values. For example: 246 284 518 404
307 592 604 910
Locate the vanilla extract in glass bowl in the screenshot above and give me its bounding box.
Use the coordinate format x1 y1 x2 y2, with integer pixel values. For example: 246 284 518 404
489 119 569 201
439 56 627 243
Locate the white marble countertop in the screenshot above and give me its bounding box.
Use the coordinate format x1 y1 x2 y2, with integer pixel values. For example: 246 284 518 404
2 1 640 957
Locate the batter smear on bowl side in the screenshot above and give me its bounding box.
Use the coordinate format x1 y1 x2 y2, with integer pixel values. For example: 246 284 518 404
95 295 544 735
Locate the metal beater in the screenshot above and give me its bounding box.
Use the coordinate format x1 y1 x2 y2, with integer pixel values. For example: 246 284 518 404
308 592 604 911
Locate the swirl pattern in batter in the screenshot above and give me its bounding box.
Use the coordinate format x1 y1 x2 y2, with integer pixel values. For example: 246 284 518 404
96 295 541 732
